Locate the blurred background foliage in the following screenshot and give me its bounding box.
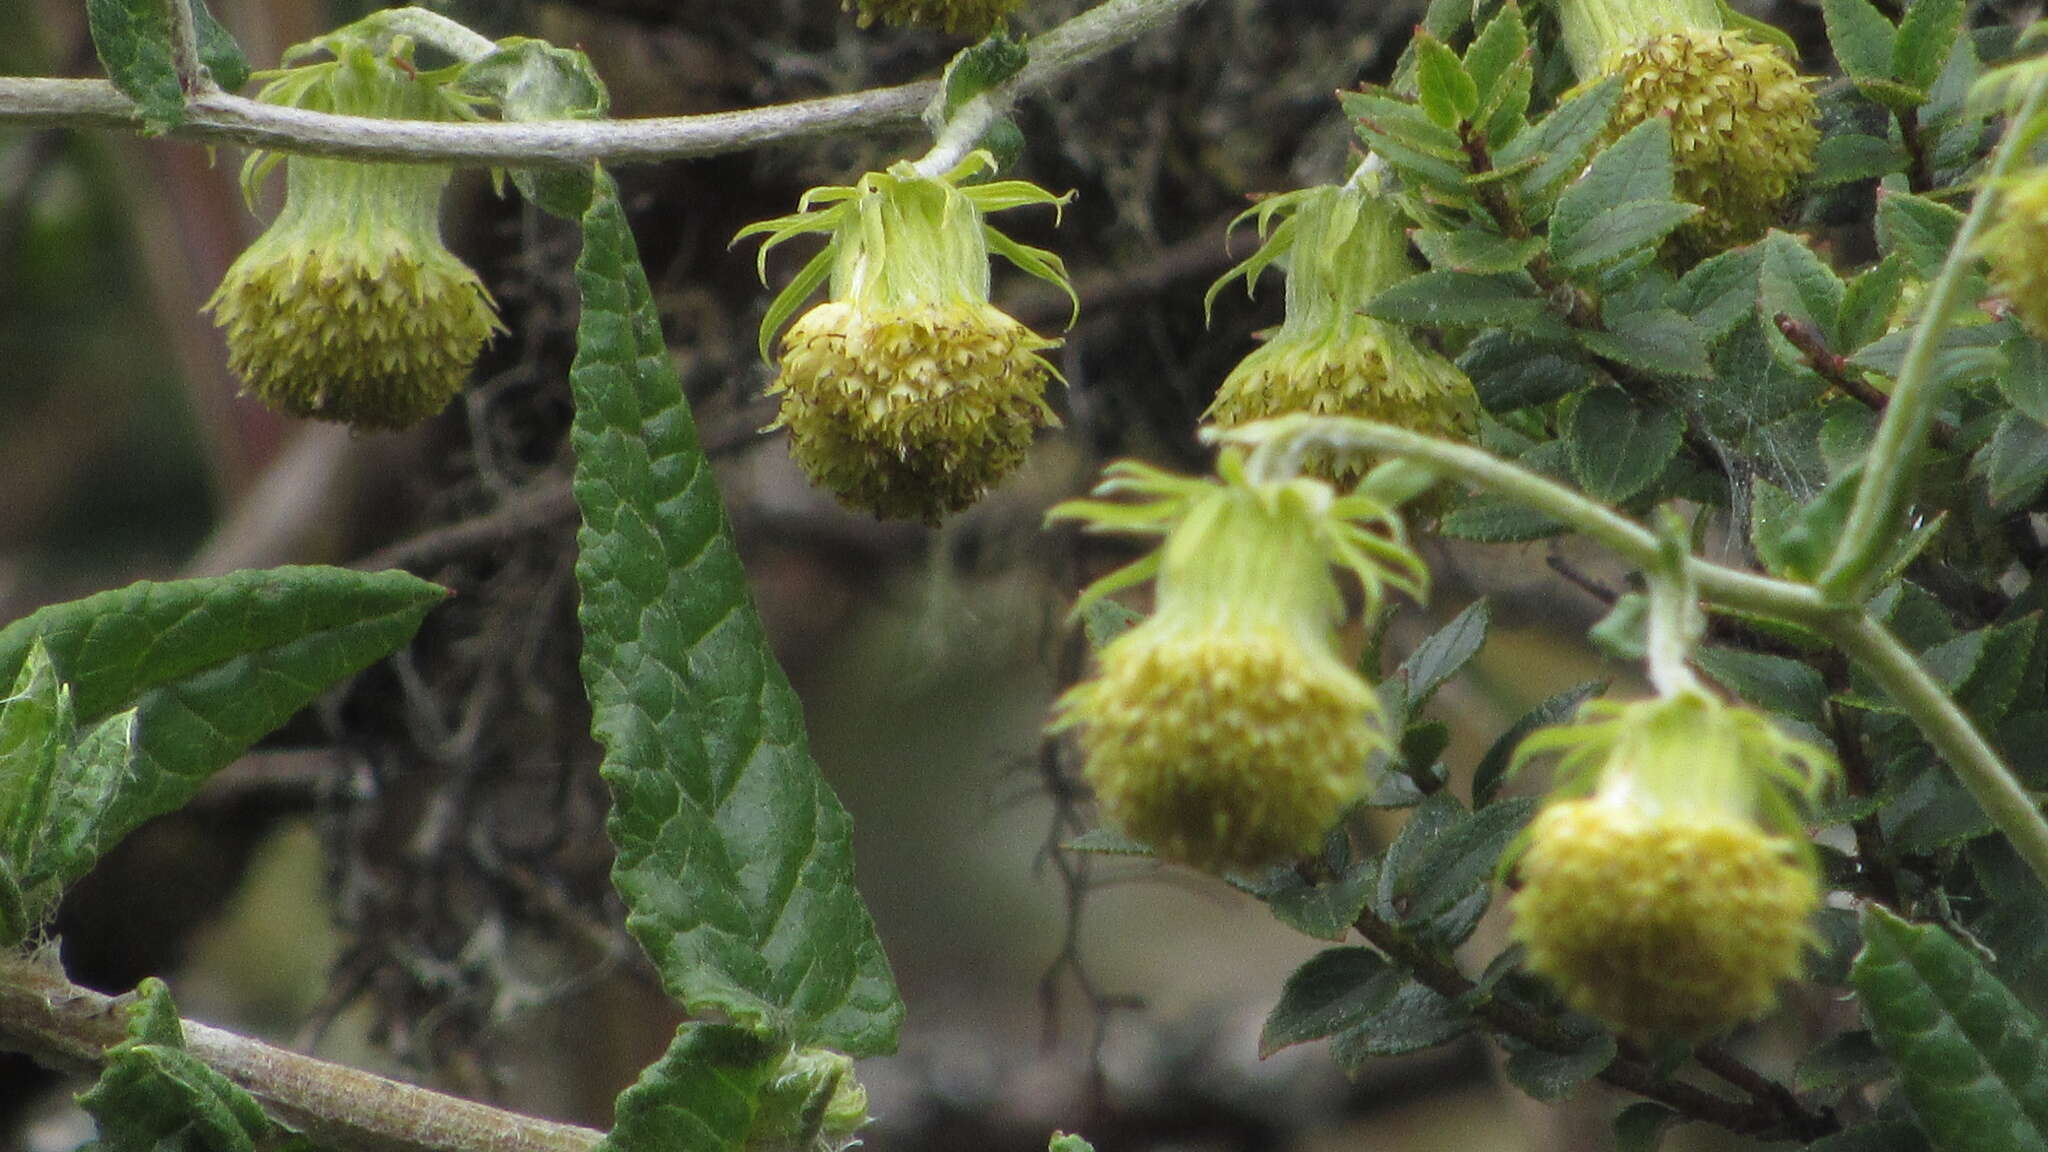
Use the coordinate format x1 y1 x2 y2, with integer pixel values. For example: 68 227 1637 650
0 0 1830 1148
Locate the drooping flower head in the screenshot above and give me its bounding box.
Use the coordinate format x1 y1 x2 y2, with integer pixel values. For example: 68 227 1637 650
1556 0 1818 252
1505 687 1834 1040
738 152 1075 524
847 0 1023 35
1203 173 1479 483
205 28 501 430
1048 451 1427 872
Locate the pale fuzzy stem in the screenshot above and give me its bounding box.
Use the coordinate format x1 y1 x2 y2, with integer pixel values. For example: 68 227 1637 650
0 0 1202 168
369 7 500 63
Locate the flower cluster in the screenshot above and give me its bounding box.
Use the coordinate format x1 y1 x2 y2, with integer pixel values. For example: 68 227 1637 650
205 30 500 430
1048 452 1426 871
1558 0 1818 252
1204 176 1478 482
1506 688 1833 1040
739 153 1073 523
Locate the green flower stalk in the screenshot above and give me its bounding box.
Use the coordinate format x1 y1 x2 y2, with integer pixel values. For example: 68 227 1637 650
1982 165 2048 336
1506 688 1834 1040
739 152 1074 524
1047 451 1427 872
847 0 1023 35
1557 0 1818 252
1204 174 1478 484
205 31 500 430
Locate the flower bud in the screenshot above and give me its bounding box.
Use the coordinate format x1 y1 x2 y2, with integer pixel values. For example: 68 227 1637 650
1506 689 1833 1040
749 1048 869 1152
741 153 1072 523
1558 0 1817 252
1204 179 1478 483
1048 452 1426 871
848 0 1022 35
1982 167 2048 336
206 34 498 430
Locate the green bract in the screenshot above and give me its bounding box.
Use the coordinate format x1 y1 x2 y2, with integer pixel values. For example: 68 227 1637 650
1047 450 1426 872
1204 175 1479 482
205 28 499 430
1506 688 1835 1039
737 152 1075 523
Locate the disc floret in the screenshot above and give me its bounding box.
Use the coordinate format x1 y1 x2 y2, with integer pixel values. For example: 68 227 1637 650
1204 174 1478 483
739 152 1074 523
1558 0 1818 252
1506 688 1834 1040
205 29 500 430
1047 451 1427 872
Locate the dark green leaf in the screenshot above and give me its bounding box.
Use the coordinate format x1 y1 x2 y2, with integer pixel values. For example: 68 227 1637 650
192 2 246 92
936 33 1027 119
1567 389 1684 502
1578 309 1714 379
1841 255 1911 353
1852 905 2048 1152
78 978 280 1152
1877 192 1964 278
1824 0 1899 82
1257 857 1378 941
1760 231 1847 348
87 0 188 131
1464 3 1530 116
1399 797 1535 928
1613 1102 1682 1152
0 568 443 894
1812 132 1912 187
1260 948 1404 1056
1675 245 1765 340
1367 271 1555 332
2000 336 2048 426
1695 647 1829 725
1414 228 1546 274
1851 320 2006 387
1893 0 1965 95
462 39 610 219
572 175 901 1054
1553 200 1700 272
1399 600 1490 709
1457 332 1589 411
1976 412 2048 510
1330 979 1472 1067
1438 495 1564 541
0 642 69 868
1473 682 1604 807
600 1024 783 1152
1502 1031 1616 1101
1749 472 1858 582
1500 76 1622 210
1551 120 1681 267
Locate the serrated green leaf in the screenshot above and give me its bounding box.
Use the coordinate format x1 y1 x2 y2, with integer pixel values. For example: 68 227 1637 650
1567 389 1684 502
1399 600 1490 709
87 0 189 132
1894 0 1965 95
1502 1030 1615 1101
2000 336 2048 425
1551 120 1681 266
1329 979 1472 1066
1261 947 1404 1056
935 33 1028 122
1852 905 2048 1152
0 568 443 895
1413 228 1546 274
1695 647 1829 725
1578 308 1714 379
1813 132 1912 187
1366 270 1555 332
600 1024 783 1152
1415 33 1480 128
1557 201 1701 271
1852 321 2006 387
572 174 901 1054
1457 332 1589 411
1397 797 1534 929
1842 255 1911 353
1676 245 1765 340
1464 3 1529 105
1500 76 1622 210
0 641 70 869
1063 826 1154 856
1976 411 2048 510
78 978 280 1152
1473 682 1604 807
1825 0 1900 83
1877 191 1964 278
1255 856 1377 940
1439 494 1565 541
1760 231 1847 349
1049 1135 1096 1152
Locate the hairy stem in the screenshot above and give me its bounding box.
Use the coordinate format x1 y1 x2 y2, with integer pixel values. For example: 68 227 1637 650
0 0 1201 167
1818 80 2048 601
0 952 602 1152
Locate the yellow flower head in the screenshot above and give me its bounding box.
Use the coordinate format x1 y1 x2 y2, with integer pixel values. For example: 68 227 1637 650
1559 0 1817 252
205 31 500 430
1048 451 1427 872
739 153 1075 523
1506 688 1834 1040
847 0 1023 35
1204 178 1478 483
1982 166 2048 336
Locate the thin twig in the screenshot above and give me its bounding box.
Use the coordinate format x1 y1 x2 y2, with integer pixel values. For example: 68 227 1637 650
0 951 603 1152
0 0 1202 168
